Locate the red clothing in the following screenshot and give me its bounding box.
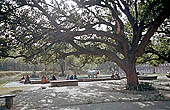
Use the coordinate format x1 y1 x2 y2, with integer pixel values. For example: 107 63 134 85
41 76 47 84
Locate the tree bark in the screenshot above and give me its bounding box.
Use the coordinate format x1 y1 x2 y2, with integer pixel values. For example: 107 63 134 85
60 64 65 76
121 58 139 86
58 59 65 76
125 69 138 86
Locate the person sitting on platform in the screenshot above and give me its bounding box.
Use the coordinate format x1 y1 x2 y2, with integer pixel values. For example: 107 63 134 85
111 71 120 80
24 75 31 84
19 75 25 81
41 75 47 84
70 74 74 80
73 74 77 79
51 74 57 80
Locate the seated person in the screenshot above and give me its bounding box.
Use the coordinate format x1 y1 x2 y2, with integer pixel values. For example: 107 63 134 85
111 73 114 79
41 75 47 84
24 75 31 84
70 75 74 80
111 72 120 80
66 74 70 80
114 72 120 80
136 72 140 75
73 74 77 79
19 75 25 81
51 75 57 80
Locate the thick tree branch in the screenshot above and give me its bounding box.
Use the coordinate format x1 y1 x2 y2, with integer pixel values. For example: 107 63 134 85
74 38 124 54
85 7 116 32
103 0 124 31
2 55 27 59
67 39 124 68
50 28 121 42
137 13 169 57
140 58 160 64
134 0 138 24
144 49 170 62
31 0 60 31
119 0 137 28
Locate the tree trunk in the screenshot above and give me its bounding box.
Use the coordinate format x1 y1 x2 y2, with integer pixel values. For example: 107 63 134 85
58 59 65 76
52 63 55 74
60 64 65 76
153 67 156 73
44 64 47 75
125 69 138 86
123 60 139 86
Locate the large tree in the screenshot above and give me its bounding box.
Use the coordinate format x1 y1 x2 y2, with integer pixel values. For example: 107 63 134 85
1 0 170 86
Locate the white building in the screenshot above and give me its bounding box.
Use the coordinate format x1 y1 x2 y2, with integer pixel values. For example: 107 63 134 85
136 63 170 74
118 63 170 74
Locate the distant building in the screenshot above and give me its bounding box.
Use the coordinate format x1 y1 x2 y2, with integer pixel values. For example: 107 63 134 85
136 63 170 74
118 63 170 74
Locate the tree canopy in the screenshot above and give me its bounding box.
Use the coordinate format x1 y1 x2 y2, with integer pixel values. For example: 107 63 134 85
0 0 170 86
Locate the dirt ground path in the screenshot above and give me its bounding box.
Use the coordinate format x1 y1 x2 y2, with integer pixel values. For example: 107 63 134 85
0 76 169 110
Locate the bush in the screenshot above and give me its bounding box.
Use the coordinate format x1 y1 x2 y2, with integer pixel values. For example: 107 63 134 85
126 82 155 91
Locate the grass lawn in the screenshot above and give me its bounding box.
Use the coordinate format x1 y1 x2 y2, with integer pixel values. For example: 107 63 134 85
0 74 23 86
0 71 28 95
0 86 31 95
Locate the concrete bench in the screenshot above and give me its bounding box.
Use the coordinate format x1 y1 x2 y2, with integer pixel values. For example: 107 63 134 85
30 80 42 84
50 80 78 87
0 94 16 109
78 78 114 82
30 80 50 84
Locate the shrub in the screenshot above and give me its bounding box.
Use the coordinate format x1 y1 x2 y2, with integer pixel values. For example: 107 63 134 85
126 82 155 91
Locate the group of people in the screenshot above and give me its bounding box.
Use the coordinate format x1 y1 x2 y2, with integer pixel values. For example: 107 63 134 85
66 74 77 80
19 75 31 84
19 74 57 84
111 71 120 80
64 70 78 80
19 69 124 83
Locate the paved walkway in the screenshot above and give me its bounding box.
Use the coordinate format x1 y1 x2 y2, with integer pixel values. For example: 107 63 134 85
57 101 170 110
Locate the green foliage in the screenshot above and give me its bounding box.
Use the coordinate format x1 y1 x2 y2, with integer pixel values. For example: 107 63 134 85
138 21 170 66
0 0 15 22
0 38 9 58
126 82 155 91
0 0 16 58
137 0 166 22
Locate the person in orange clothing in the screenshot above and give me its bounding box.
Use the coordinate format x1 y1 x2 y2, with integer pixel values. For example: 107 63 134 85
41 75 47 84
